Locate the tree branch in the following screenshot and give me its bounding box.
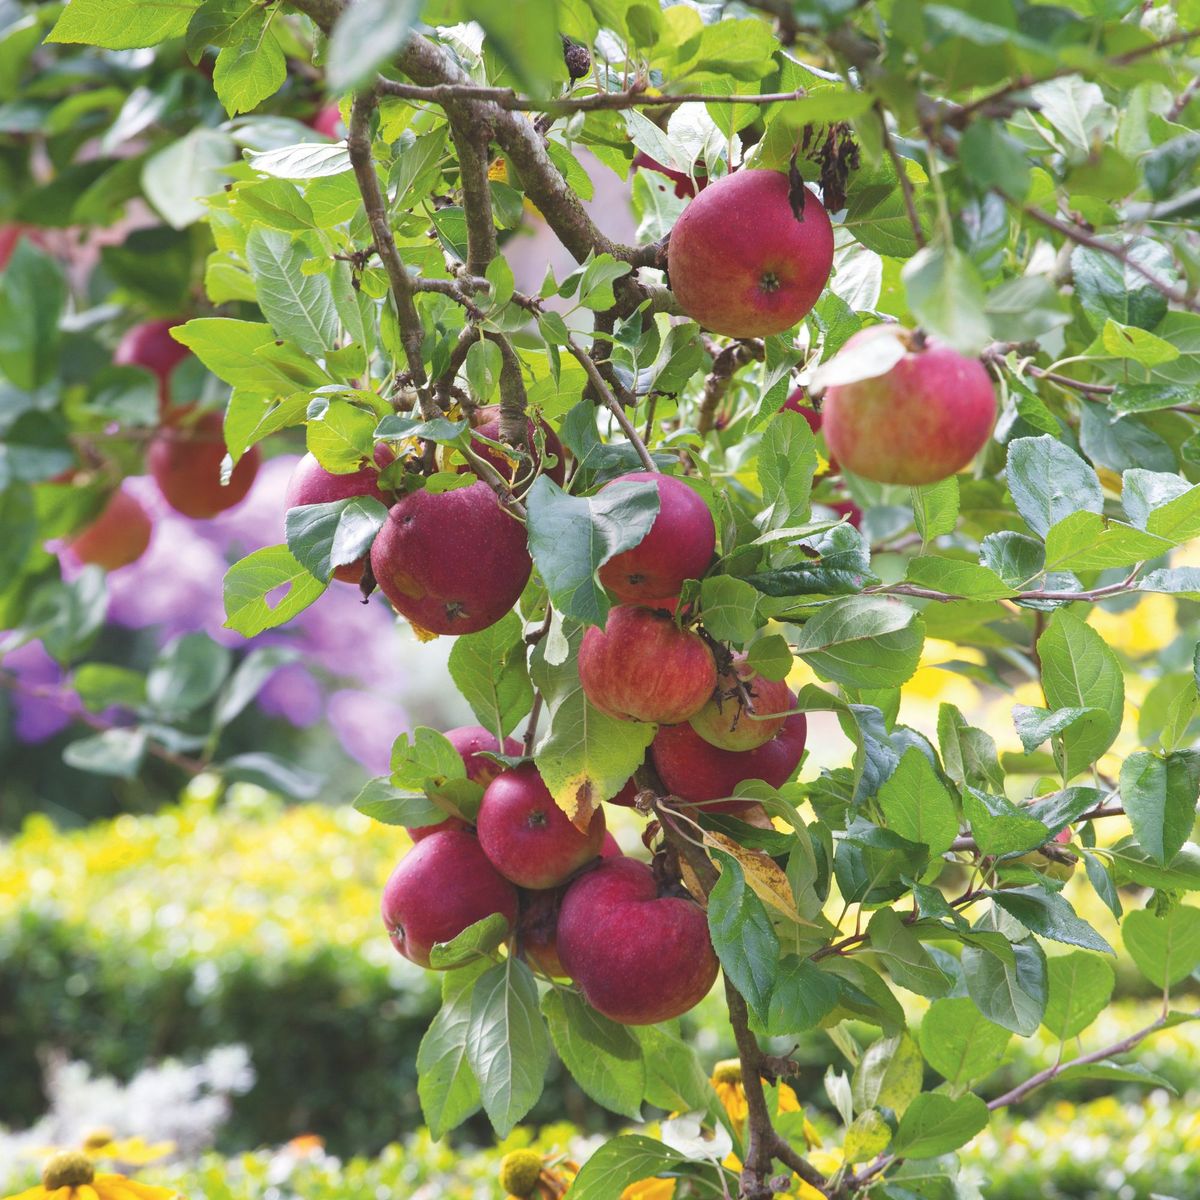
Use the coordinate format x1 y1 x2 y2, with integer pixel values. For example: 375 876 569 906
483 329 530 450
876 103 925 249
449 116 499 277
699 340 764 435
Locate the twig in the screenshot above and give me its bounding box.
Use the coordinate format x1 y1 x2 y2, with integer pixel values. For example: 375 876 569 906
449 117 499 277
869 575 1143 605
876 103 925 248
562 332 659 472
347 92 436 416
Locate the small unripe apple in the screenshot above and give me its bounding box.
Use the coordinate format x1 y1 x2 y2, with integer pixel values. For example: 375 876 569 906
66 487 153 570
148 410 260 519
667 169 834 338
476 762 606 889
459 405 566 487
597 472 715 605
652 713 808 813
114 320 189 406
688 653 794 752
632 151 707 199
407 725 523 842
370 480 532 636
285 452 390 583
1010 826 1077 883
822 327 996 486
579 605 716 724
380 829 519 968
557 856 719 1024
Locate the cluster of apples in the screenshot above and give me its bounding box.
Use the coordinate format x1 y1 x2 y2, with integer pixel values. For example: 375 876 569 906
381 726 721 1025
378 469 815 1024
65 320 262 571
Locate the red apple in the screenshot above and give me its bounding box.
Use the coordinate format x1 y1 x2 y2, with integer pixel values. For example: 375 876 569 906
114 319 189 406
66 487 153 571
285 452 390 583
406 725 524 842
688 653 794 752
557 856 720 1024
476 762 606 889
651 712 808 812
459 405 566 487
822 327 996 486
148 411 260 519
597 472 715 604
380 829 519 968
0 224 45 270
310 104 344 138
578 605 716 724
829 499 862 529
369 480 532 636
667 169 834 338
632 151 707 199
607 778 640 807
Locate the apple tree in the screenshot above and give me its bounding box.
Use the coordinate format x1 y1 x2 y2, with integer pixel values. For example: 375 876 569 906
5 0 1200 1196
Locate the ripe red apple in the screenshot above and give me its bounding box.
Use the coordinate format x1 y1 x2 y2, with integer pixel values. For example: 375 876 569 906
578 605 716 724
822 327 996 486
607 777 640 807
652 712 808 812
557 857 719 1024
369 480 532 636
66 487 153 570
520 888 570 978
597 472 715 605
459 405 566 487
476 762 606 889
407 725 524 843
829 499 862 529
631 151 707 199
667 170 834 338
0 223 45 270
688 653 794 752
114 319 189 406
148 411 260 519
310 104 344 138
380 829 519 968
285 452 391 583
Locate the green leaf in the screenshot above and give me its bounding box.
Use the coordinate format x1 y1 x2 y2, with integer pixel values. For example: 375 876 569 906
904 557 1016 601
901 243 991 355
1012 705 1102 754
1110 383 1196 414
745 634 793 682
248 141 353 179
891 1092 989 1158
71 664 147 713
212 17 285 116
911 477 959 543
285 496 388 583
48 0 199 48
465 959 550 1136
1100 318 1180 366
638 1024 715 1114
918 996 1010 1086
223 545 328 637
212 651 296 725
1072 241 1172 332
960 119 1030 200
63 728 148 779
447 612 533 740
352 776 447 829
758 409 817 531
991 886 1113 954
146 633 231 717
220 752 322 800
1119 751 1199 866
844 1109 892 1164
245 226 339 356
868 908 953 998
326 0 419 91
525 476 660 627
542 989 644 1120
1006 435 1103 539
1122 906 1200 988
567 1136 682 1200
1054 1060 1177 1092
851 1032 923 1117
307 399 377 472
699 575 764 644
578 253 633 310
1042 511 1174 573
794 596 925 689
142 128 234 229
708 851 779 1025
1038 610 1124 778
963 788 1048 856
429 913 510 970
876 747 958 857
765 955 840 1035
417 960 487 1139
463 0 562 93
0 241 65 390
1042 950 1115 1040
530 623 655 822
962 937 1048 1035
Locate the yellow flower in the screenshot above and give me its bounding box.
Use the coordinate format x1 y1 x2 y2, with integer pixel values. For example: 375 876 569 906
709 1060 804 1136
620 1180 676 1200
4 1150 177 1200
81 1134 174 1166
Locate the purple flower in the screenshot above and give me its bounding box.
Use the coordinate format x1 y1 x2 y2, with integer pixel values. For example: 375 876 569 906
2 640 79 743
327 689 410 774
257 662 324 727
